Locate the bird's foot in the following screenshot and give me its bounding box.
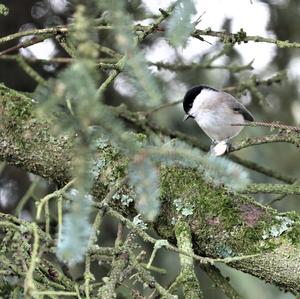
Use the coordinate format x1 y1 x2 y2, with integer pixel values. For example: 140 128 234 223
210 140 230 156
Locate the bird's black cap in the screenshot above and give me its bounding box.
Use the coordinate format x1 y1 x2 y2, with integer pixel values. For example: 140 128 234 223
183 85 218 114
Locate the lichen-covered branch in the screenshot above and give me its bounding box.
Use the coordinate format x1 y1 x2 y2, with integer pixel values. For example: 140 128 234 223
192 28 300 48
243 183 300 195
174 221 203 299
229 133 300 152
1 85 300 294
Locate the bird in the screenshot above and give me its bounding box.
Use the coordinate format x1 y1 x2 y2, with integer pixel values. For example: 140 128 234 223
183 85 254 155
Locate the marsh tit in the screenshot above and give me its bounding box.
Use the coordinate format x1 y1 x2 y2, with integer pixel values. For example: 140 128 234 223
183 85 254 155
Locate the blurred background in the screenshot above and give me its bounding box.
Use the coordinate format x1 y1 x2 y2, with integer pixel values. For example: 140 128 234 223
0 0 300 298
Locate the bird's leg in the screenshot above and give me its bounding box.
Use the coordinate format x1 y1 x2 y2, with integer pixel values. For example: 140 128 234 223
224 138 231 153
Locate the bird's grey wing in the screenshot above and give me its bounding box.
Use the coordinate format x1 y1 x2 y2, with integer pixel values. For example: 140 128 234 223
224 93 254 122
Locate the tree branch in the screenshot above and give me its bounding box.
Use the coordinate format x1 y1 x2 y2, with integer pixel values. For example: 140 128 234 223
1 86 300 294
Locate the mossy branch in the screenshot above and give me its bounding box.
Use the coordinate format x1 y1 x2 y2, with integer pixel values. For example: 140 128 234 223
174 221 203 299
1 85 300 293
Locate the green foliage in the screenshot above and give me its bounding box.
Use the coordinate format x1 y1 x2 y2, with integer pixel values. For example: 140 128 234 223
126 52 162 106
204 154 250 191
56 189 92 265
150 139 250 191
166 0 197 47
98 0 162 106
129 157 160 221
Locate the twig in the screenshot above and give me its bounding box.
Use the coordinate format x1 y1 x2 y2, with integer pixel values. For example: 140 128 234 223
232 121 300 132
24 223 39 297
242 183 300 195
15 181 38 217
192 28 300 48
0 35 53 56
97 176 129 210
150 61 253 73
174 221 203 298
130 254 177 299
145 99 182 116
32 291 77 297
102 207 259 265
0 26 68 44
229 133 300 152
229 154 296 184
97 232 133 298
97 5 174 95
36 179 76 221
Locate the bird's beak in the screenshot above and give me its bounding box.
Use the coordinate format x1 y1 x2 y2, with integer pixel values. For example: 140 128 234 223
183 114 191 121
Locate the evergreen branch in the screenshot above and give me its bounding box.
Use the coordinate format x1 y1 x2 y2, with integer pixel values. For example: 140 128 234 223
97 4 175 96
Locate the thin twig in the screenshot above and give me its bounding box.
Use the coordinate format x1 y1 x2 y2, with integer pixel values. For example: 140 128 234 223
145 99 182 116
102 206 259 265
243 183 300 195
229 133 300 152
232 121 300 132
36 179 76 221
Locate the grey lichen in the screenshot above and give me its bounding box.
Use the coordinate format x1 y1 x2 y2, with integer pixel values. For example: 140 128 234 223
262 216 294 240
173 198 194 217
